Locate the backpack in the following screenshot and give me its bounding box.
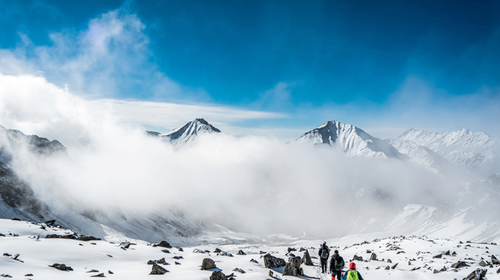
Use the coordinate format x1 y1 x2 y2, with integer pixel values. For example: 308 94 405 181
345 270 359 280
333 256 344 271
321 246 329 259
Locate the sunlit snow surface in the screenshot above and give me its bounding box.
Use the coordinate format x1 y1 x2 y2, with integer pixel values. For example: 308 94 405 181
1 219 500 280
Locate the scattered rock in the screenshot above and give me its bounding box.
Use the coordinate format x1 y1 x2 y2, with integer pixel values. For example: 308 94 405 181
11 218 20 221
87 269 99 273
353 255 363 261
3 253 11 257
0 274 12 278
214 248 222 253
464 268 487 280
77 236 101 241
162 249 170 253
263 253 286 268
178 247 184 252
385 266 390 270
209 271 226 280
237 250 246 255
479 260 489 267
451 261 469 269
217 251 234 257
175 261 181 265
408 261 411 265
283 256 303 276
387 259 392 263
150 264 169 275
233 268 246 274
91 273 105 277
45 220 56 227
391 263 398 269
433 254 442 259
492 255 500 265
497 268 500 274
370 253 377 261
268 270 273 277
173 256 184 259
201 258 217 270
260 251 266 254
49 263 73 271
287 247 297 252
444 250 450 255
157 258 168 264
250 259 258 264
108 270 114 274
24 274 33 277
153 241 172 248
302 249 314 266
45 234 77 239
119 242 135 250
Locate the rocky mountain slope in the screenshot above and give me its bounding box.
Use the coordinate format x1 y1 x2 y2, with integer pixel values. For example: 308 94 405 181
294 120 406 159
149 118 221 145
389 128 500 176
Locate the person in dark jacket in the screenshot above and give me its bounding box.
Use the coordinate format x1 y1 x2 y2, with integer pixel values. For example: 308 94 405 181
318 242 330 273
329 250 345 279
342 262 364 280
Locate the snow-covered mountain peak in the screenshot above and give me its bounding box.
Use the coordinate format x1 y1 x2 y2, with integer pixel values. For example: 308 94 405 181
390 127 499 174
159 118 221 145
295 120 405 159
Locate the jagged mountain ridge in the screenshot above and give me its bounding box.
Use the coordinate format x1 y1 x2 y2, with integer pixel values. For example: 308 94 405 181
149 118 221 145
0 125 224 244
294 120 406 159
390 128 500 175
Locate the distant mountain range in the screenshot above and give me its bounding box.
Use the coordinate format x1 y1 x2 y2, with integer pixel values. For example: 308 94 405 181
1 119 500 243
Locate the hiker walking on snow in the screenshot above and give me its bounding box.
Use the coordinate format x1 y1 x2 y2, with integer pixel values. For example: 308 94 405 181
318 242 330 273
342 262 364 280
330 250 345 280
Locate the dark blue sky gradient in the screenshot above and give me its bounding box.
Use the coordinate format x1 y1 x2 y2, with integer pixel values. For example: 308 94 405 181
1 0 499 136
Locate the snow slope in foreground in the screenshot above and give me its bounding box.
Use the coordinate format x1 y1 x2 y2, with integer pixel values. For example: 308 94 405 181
1 218 499 280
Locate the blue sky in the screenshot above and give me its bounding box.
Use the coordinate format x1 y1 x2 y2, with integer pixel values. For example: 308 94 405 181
1 0 500 139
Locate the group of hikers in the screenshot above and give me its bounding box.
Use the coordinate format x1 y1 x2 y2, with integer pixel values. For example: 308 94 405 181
318 242 364 280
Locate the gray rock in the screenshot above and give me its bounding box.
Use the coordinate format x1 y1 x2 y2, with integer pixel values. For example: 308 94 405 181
201 258 217 270
233 268 246 274
353 255 363 261
433 254 442 259
150 264 168 275
237 250 246 255
283 256 303 276
302 249 314 266
370 253 377 261
451 261 469 269
209 271 226 280
479 260 488 267
153 241 172 248
391 263 398 269
263 253 286 268
492 255 500 265
49 263 73 271
385 266 390 270
90 273 105 277
250 259 258 264
464 268 487 280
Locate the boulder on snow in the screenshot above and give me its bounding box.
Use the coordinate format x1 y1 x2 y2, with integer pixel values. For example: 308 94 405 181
302 249 314 266
233 268 246 274
451 261 469 269
283 256 303 276
479 260 489 267
492 255 500 265
90 273 105 277
150 264 169 275
209 271 234 280
49 263 73 271
263 253 286 268
237 250 246 255
433 254 442 259
201 258 217 270
464 268 487 280
153 241 172 248
353 255 363 262
370 253 377 261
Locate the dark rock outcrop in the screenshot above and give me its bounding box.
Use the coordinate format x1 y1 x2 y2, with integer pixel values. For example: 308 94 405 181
150 264 168 275
492 255 500 265
370 253 377 261
153 241 172 248
283 256 303 276
49 263 73 271
201 258 216 270
302 249 314 266
263 254 286 268
464 268 487 280
451 261 469 269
